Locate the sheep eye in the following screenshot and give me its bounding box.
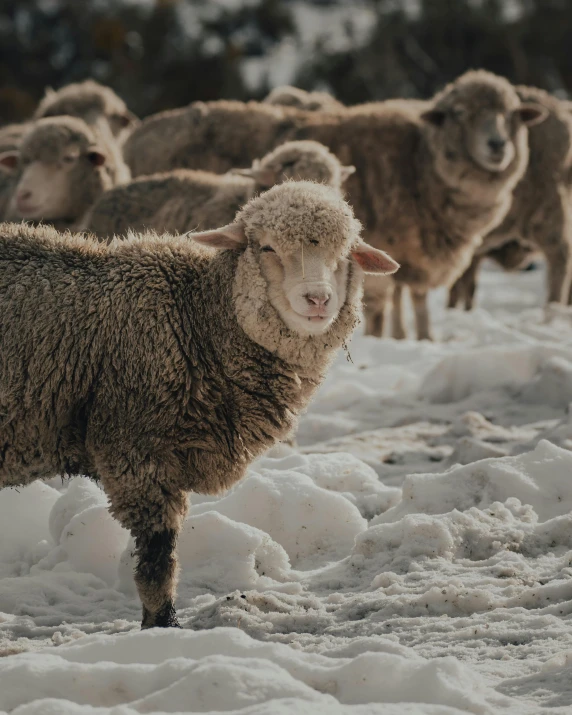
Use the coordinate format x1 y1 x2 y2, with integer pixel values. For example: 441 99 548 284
62 155 76 164
261 245 275 253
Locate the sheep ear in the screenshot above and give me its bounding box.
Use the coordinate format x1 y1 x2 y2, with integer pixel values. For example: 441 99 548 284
351 243 400 274
340 165 356 182
421 109 446 127
188 222 247 250
116 111 138 129
0 151 19 172
232 161 276 187
514 103 547 126
87 150 107 167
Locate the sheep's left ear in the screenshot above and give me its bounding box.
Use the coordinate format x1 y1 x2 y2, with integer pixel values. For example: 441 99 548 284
514 103 548 126
351 243 400 274
232 161 276 188
188 222 247 250
340 165 356 182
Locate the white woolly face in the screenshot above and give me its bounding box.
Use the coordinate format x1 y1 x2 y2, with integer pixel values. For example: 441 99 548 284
258 237 351 335
466 110 516 172
1 143 106 221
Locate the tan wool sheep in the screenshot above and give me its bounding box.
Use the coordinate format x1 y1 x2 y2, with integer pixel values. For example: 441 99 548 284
450 86 572 307
34 79 138 139
264 85 345 111
0 122 30 219
123 70 544 339
448 239 540 311
0 116 126 232
0 181 399 628
86 140 355 240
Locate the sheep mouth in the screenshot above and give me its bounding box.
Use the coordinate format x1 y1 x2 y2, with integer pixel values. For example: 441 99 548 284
15 202 44 218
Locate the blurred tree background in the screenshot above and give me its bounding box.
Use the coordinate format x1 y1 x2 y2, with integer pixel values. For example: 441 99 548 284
0 0 571 125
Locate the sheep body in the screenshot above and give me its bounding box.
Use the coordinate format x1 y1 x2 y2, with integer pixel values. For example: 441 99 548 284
87 140 352 239
124 71 535 338
0 181 388 627
452 86 572 305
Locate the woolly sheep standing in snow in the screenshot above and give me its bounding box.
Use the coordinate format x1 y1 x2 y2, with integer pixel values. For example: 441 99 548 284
86 140 355 240
448 238 540 311
0 116 127 232
0 181 399 628
264 86 344 112
34 79 138 140
123 70 544 339
34 80 135 185
449 85 572 308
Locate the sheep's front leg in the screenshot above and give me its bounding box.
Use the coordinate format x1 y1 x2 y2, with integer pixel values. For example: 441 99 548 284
411 289 432 341
103 471 188 629
136 525 182 628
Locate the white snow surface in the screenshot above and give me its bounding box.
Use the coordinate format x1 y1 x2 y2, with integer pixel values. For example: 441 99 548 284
3 261 572 714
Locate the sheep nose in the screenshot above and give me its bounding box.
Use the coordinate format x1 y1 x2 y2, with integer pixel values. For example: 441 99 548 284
17 189 32 202
488 138 506 153
305 292 330 308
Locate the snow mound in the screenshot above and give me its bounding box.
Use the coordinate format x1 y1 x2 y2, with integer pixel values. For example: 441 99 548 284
374 440 572 524
0 628 502 714
190 469 367 568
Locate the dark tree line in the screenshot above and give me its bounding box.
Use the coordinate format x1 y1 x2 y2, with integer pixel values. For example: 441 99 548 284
0 0 570 125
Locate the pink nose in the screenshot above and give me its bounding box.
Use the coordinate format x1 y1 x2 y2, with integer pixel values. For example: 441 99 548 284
305 293 330 308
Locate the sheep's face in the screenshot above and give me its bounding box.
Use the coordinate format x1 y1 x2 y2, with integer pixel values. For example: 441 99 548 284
257 236 351 335
422 79 546 175
189 184 400 339
0 120 108 221
232 142 355 193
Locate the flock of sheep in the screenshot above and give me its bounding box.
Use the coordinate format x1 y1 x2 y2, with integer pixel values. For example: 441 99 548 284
0 69 569 628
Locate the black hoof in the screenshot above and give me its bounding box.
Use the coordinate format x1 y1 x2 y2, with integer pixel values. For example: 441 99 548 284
141 601 181 629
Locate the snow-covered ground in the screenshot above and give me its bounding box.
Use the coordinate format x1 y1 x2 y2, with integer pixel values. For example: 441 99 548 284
4 261 572 714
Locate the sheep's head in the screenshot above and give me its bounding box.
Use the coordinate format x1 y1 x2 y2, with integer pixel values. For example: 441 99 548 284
34 80 138 137
0 117 111 222
422 70 546 176
232 140 355 193
190 181 399 340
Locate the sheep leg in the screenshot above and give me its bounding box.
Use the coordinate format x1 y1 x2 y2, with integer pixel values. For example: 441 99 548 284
448 255 481 310
103 472 188 629
136 525 182 629
544 240 572 304
411 289 432 341
391 284 406 339
364 306 384 337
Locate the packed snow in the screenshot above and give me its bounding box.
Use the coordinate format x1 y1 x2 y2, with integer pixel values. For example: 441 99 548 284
3 261 572 714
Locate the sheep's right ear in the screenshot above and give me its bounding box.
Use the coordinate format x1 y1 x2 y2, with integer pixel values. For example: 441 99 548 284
0 151 19 172
188 222 247 250
421 109 446 127
340 165 356 182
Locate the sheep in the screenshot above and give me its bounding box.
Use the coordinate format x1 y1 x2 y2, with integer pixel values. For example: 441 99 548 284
0 123 29 219
34 80 135 185
448 239 540 311
264 85 344 111
123 70 545 339
0 116 125 232
450 86 572 307
0 181 399 628
86 140 355 240
34 79 138 139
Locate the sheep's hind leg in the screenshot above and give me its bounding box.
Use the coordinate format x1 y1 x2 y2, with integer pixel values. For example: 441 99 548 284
391 284 406 339
411 289 432 341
